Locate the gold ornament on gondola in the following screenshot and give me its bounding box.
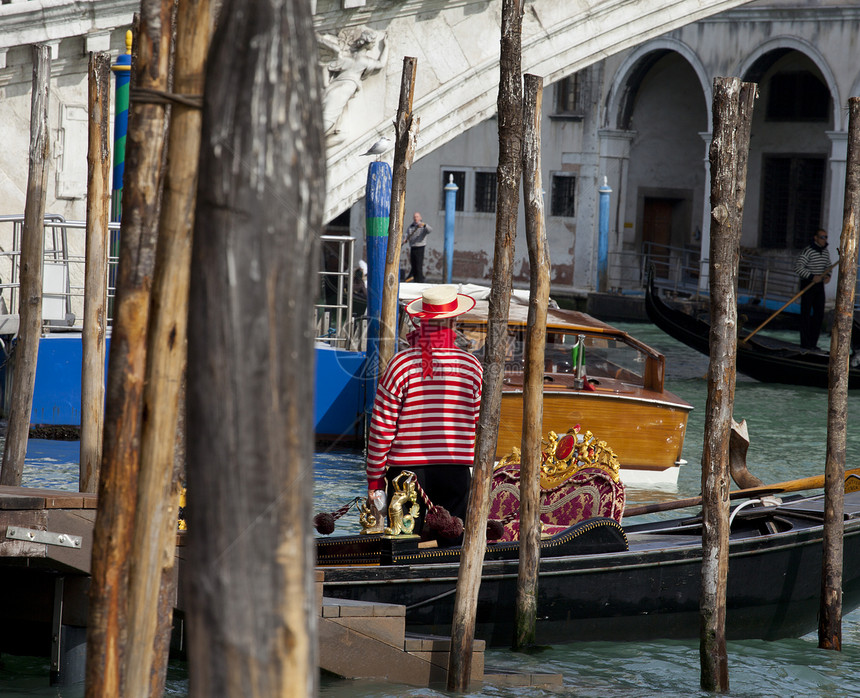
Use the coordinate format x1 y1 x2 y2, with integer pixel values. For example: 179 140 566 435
384 471 420 537
359 499 384 534
495 424 622 487
359 470 421 537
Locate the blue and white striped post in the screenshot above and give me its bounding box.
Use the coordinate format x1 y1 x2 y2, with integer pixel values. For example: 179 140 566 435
365 161 392 406
597 176 612 292
443 175 458 283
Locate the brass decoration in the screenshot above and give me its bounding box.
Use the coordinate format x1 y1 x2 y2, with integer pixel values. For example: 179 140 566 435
384 471 420 537
496 425 622 487
496 446 521 470
359 498 385 535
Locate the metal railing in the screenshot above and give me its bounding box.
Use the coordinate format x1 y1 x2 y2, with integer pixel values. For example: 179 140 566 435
614 240 859 314
0 217 359 345
0 214 120 330
316 235 356 347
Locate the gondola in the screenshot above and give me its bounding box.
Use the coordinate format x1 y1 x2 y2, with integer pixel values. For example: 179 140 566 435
319 489 860 646
644 271 860 388
317 430 860 647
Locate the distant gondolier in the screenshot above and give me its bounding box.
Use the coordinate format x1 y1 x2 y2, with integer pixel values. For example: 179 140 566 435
794 228 832 349
404 211 432 283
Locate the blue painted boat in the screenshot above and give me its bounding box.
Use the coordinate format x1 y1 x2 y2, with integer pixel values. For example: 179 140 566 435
1 333 369 444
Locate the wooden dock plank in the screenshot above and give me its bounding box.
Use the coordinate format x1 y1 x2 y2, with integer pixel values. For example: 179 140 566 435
0 486 97 510
0 510 49 558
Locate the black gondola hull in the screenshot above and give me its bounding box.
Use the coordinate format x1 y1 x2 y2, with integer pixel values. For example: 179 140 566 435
320 494 860 645
644 273 860 388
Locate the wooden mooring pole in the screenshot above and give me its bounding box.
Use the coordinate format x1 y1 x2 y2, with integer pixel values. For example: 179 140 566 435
185 0 324 693
513 73 549 651
80 51 112 494
0 45 50 487
123 1 212 695
85 1 173 694
819 96 860 650
447 0 524 690
378 56 417 374
700 76 756 693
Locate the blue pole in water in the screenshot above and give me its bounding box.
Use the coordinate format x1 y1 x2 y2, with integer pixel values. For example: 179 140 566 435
597 176 612 292
365 162 392 408
444 175 458 283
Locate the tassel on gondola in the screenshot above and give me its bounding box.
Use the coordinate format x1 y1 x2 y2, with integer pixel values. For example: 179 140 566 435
410 478 464 540
313 496 362 535
486 519 504 541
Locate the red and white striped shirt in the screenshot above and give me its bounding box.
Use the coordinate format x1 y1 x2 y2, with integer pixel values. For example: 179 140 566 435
366 346 483 489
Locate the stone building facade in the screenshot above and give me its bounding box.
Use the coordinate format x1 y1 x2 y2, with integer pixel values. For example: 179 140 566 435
0 0 854 299
384 1 860 296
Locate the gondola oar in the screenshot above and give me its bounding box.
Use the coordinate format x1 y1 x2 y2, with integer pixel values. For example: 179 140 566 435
740 259 839 345
625 466 860 518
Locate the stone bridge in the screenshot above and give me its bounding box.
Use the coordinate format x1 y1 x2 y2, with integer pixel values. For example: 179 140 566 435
1 0 752 224
313 0 752 221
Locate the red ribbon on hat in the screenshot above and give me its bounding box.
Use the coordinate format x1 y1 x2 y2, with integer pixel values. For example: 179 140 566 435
421 298 459 314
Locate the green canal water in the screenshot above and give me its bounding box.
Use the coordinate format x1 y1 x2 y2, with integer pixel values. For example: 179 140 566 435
5 321 860 696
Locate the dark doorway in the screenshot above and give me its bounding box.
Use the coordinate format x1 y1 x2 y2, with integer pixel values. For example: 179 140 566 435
760 155 825 249
642 197 676 278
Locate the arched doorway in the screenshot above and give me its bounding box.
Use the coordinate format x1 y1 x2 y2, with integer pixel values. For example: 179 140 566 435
620 51 708 284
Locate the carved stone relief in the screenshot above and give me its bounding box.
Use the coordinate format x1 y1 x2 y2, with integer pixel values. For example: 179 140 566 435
317 26 388 145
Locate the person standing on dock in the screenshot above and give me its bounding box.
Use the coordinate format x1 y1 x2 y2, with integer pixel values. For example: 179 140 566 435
795 228 832 349
404 211 432 283
366 286 482 541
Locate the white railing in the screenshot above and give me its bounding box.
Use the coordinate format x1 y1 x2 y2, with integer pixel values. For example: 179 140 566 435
316 234 357 347
0 216 360 344
0 214 120 330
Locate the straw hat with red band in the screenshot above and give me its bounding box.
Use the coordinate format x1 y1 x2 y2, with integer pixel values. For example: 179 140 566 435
405 285 476 319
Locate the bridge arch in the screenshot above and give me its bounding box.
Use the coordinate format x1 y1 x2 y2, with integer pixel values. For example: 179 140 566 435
604 38 712 132
737 36 840 130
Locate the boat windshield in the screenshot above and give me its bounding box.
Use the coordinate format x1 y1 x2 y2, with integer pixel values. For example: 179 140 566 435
457 323 648 384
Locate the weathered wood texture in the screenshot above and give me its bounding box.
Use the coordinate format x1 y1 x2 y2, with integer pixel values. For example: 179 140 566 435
514 73 549 651
123 1 212 695
448 0 524 690
700 76 756 693
186 0 325 695
727 418 763 490
820 96 860 650
85 2 173 695
0 45 51 488
379 56 417 374
81 51 112 494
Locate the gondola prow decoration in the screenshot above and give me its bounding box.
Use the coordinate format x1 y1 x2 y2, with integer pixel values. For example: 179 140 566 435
359 470 422 537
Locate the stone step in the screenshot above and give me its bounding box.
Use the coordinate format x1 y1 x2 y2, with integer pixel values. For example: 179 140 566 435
321 596 405 649
319 594 485 686
317 579 562 689
319 613 485 686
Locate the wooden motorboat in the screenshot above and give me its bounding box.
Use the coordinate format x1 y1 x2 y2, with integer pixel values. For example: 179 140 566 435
319 489 860 647
454 300 693 484
645 271 860 388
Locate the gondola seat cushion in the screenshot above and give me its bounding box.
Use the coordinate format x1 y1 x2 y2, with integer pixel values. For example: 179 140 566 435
488 463 625 542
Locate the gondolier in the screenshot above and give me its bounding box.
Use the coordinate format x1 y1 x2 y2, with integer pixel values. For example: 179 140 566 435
794 229 832 349
366 286 482 541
